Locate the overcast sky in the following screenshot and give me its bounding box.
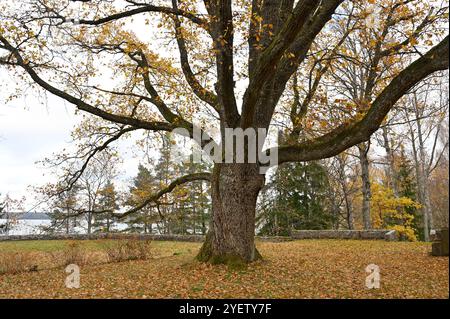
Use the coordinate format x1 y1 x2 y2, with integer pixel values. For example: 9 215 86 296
0 70 142 209
0 72 76 201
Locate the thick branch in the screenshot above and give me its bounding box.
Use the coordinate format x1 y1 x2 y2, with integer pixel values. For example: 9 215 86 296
248 0 295 75
135 50 187 125
117 172 211 219
242 0 343 129
55 4 207 27
241 0 320 128
275 36 449 164
206 0 240 127
0 34 175 132
171 0 218 109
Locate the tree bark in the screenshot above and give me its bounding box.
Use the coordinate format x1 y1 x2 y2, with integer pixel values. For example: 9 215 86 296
344 189 354 230
358 142 372 229
382 126 399 197
337 155 354 230
410 121 429 241
414 100 433 240
197 163 265 265
414 148 432 241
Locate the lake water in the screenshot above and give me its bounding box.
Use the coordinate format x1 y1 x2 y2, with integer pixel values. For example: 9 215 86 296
0 219 51 235
0 219 130 235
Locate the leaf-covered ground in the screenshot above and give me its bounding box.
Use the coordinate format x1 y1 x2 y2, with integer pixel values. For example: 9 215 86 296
0 240 448 299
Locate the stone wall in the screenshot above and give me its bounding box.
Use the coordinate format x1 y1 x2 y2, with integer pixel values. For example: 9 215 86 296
0 233 293 243
0 233 206 242
0 230 398 242
290 229 398 241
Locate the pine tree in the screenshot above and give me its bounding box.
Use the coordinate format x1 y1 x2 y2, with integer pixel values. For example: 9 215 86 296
93 181 119 233
396 147 423 239
126 164 158 233
48 186 80 234
174 160 212 235
258 161 334 236
154 134 177 234
126 132 212 235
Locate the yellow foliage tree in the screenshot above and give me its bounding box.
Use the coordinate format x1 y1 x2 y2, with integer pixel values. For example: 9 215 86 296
370 183 421 241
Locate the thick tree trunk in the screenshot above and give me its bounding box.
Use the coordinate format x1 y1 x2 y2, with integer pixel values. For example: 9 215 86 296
197 163 265 264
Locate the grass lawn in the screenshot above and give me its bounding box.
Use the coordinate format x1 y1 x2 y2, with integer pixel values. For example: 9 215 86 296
0 239 448 299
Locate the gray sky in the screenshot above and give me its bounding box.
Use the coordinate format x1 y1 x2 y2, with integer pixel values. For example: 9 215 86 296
0 70 141 208
0 81 77 199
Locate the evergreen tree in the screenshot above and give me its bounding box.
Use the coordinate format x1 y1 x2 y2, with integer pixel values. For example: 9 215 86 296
93 181 119 233
258 161 334 236
396 148 423 239
154 134 176 234
126 164 159 233
125 132 212 235
47 185 80 234
173 160 212 235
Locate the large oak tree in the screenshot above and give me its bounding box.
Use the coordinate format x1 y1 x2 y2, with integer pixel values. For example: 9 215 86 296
1 0 448 264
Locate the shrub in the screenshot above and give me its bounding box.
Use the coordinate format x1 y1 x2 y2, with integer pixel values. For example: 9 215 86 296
388 225 417 242
50 240 89 266
0 252 38 275
104 240 152 263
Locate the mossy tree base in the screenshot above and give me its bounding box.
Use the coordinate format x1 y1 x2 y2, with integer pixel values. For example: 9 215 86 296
196 163 265 267
196 232 262 269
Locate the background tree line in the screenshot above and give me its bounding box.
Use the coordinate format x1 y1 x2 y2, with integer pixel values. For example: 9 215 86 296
39 83 448 241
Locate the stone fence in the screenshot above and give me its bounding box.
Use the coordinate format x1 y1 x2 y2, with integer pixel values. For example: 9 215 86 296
0 230 398 242
290 229 398 241
0 233 206 242
0 233 293 243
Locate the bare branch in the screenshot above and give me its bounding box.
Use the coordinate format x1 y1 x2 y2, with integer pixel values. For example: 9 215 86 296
117 172 212 219
47 3 208 27
61 126 138 195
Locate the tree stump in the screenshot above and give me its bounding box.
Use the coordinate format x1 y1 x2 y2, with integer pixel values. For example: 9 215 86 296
431 229 449 257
